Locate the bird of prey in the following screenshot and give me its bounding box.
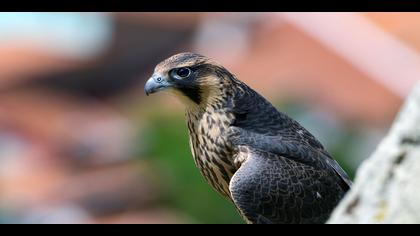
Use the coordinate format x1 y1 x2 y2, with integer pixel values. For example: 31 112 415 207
144 52 352 224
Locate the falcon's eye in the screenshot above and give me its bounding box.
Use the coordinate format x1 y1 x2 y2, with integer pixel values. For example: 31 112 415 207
174 67 191 79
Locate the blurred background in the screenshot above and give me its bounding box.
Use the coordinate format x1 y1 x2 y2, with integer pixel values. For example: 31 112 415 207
0 12 419 224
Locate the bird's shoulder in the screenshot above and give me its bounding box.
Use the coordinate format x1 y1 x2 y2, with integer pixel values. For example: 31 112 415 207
225 84 352 190
227 84 324 150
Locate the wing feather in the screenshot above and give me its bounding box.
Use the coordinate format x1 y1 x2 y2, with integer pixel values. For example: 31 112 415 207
229 147 346 224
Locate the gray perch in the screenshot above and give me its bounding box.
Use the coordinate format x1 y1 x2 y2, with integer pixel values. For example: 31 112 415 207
329 82 420 224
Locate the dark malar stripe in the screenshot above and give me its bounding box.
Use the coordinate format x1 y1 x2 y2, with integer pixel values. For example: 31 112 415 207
179 86 201 104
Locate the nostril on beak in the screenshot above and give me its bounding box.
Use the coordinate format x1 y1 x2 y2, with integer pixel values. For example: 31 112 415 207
144 75 166 96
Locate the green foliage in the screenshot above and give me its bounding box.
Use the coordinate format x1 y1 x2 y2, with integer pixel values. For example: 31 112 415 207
141 111 243 224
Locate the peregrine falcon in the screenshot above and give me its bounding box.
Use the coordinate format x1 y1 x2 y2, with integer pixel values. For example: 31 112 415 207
144 52 352 224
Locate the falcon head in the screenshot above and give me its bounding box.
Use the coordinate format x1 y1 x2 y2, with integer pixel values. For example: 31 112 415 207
144 52 236 106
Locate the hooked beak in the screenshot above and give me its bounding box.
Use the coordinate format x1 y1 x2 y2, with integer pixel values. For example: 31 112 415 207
144 74 171 96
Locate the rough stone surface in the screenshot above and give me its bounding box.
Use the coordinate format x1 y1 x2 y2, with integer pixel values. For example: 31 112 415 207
328 83 420 224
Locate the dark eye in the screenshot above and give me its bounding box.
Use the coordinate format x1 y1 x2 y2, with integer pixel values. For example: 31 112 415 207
175 67 191 78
